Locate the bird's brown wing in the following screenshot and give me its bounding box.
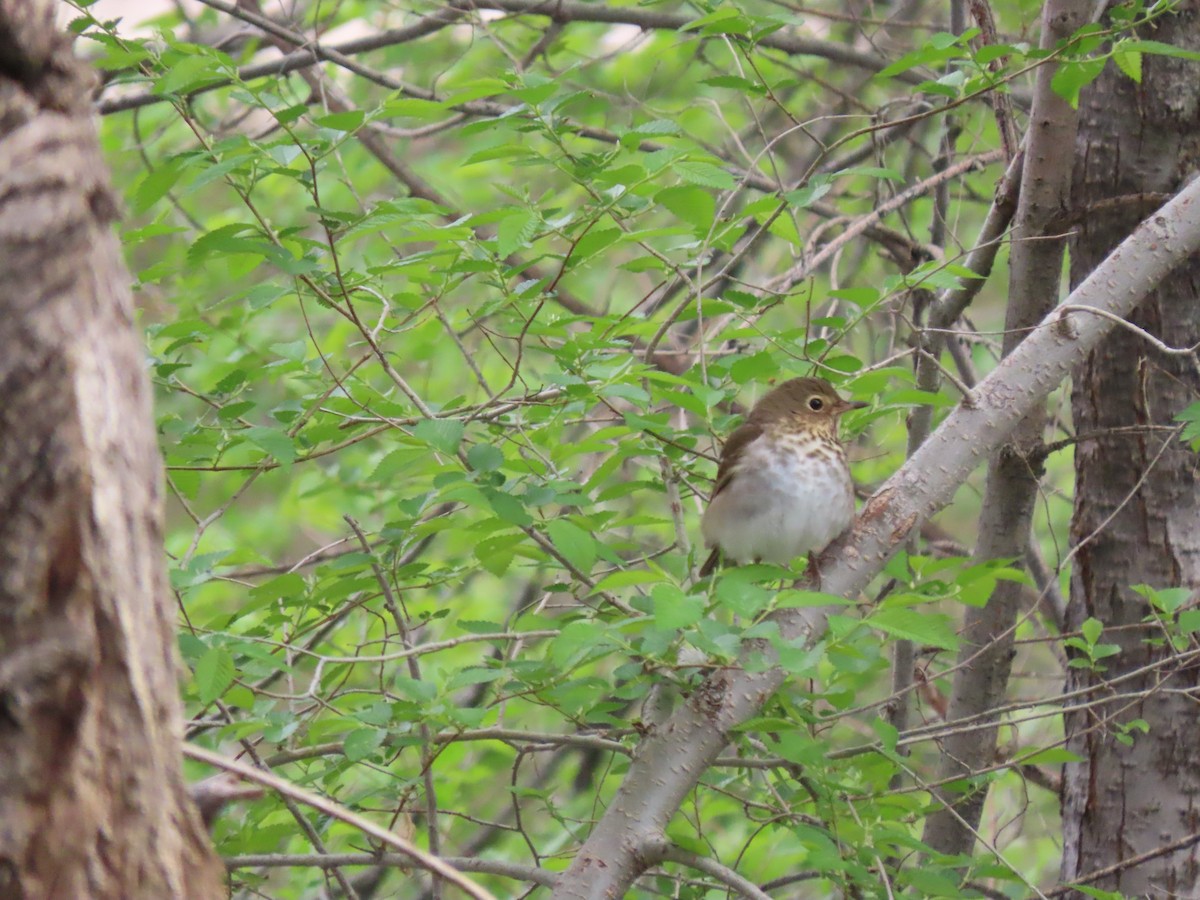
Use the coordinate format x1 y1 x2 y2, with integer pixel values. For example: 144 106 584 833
697 547 721 577
710 421 763 499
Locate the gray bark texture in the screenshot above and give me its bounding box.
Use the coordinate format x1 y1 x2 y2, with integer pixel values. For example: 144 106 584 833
922 0 1090 859
0 1 225 897
1060 5 1200 897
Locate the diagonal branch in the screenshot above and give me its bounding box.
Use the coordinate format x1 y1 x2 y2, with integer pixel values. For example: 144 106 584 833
549 167 1200 900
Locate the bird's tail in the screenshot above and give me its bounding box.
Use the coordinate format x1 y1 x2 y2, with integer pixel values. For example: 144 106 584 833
697 547 720 578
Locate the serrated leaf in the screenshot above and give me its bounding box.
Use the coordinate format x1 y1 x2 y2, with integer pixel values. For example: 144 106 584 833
381 97 449 119
248 573 306 602
187 223 258 265
867 608 959 649
652 584 706 629
448 667 507 690
676 161 735 189
568 227 621 267
154 53 224 95
457 620 506 634
195 647 235 704
497 209 538 256
785 182 832 208
680 6 748 34
1050 58 1107 109
1112 48 1142 83
549 619 604 668
484 489 532 526
591 569 667 594
1175 402 1200 448
344 728 385 762
630 119 681 136
873 718 899 752
245 426 295 465
546 519 596 573
1177 609 1200 634
1121 39 1200 63
1020 747 1083 765
655 185 715 232
133 157 186 214
414 418 465 455
467 443 504 472
314 110 366 131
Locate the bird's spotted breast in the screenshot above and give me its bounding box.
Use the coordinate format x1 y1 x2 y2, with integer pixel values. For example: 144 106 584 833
700 429 855 567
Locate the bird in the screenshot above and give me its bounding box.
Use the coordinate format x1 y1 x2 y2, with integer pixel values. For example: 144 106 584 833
698 377 866 579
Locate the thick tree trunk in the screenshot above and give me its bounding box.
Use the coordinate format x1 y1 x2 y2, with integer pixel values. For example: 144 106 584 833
0 3 225 897
1061 6 1200 896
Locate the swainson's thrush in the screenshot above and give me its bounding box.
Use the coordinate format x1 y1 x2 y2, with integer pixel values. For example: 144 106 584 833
698 377 866 577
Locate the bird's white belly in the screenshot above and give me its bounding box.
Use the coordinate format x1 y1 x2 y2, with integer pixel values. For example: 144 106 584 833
702 435 854 567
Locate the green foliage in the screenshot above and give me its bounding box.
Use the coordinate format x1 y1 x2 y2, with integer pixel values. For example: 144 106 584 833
68 0 1179 896
1063 618 1121 671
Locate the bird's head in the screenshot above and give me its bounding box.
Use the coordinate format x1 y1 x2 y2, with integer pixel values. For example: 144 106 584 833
750 377 867 437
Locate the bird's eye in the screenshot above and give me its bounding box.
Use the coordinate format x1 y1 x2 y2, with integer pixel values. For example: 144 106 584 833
808 397 824 411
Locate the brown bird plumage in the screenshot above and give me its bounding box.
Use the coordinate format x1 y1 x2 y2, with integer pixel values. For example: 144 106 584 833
699 377 865 577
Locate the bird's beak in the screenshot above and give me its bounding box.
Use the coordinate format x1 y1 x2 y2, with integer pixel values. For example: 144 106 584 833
840 399 869 412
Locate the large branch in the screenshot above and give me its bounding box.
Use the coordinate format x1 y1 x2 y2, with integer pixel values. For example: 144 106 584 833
550 174 1200 899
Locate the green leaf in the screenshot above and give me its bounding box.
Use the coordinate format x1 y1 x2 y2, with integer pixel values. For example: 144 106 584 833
133 157 187 214
484 489 532 526
1112 47 1142 83
1177 609 1200 634
872 718 899 752
875 37 961 79
546 519 596 573
457 620 506 634
153 52 225 95
675 161 735 189
1175 402 1200 449
381 97 449 119
314 110 366 131
447 667 507 689
248 573 306 603
244 426 295 466
655 185 716 232
1133 584 1193 612
1121 39 1200 63
1080 616 1102 645
568 227 621 267
1050 57 1107 109
680 6 750 35
414 418 465 456
497 209 538 256
785 182 832 208
1021 747 1083 765
1071 887 1124 900
344 728 385 762
592 569 667 594
867 608 959 649
187 223 258 264
467 443 504 472
652 584 706 629
549 619 605 668
194 647 235 704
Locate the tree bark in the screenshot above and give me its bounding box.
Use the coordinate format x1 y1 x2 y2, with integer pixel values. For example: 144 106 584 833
922 0 1089 859
0 2 225 896
1060 5 1200 896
